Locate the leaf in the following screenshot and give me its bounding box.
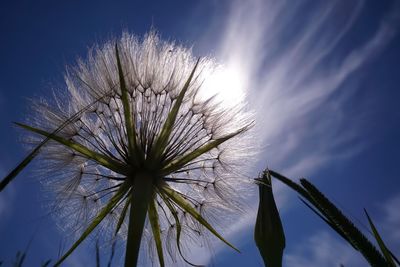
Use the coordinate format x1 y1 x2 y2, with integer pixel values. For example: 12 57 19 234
54 182 129 266
364 209 396 266
254 170 285 267
162 126 249 175
15 123 129 175
161 185 239 253
148 198 165 267
151 59 200 161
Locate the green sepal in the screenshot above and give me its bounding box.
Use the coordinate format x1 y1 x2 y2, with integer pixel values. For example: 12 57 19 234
15 123 129 175
162 126 249 175
161 185 239 253
1 92 111 192
115 44 141 165
151 59 200 162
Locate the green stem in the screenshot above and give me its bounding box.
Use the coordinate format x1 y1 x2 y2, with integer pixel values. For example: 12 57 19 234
125 173 154 267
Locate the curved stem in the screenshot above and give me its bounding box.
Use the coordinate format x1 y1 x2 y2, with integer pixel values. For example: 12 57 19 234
124 173 154 267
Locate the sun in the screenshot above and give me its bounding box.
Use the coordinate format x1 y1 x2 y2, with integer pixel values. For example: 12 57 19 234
200 63 246 108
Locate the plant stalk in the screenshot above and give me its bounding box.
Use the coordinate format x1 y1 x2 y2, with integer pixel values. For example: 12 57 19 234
125 173 154 267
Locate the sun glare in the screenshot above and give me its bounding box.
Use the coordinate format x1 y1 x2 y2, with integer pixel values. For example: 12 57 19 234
201 64 246 107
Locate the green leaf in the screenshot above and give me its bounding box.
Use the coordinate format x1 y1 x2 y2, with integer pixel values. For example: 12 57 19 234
151 59 200 162
148 198 165 267
364 209 396 266
254 170 285 267
162 126 249 175
15 123 129 175
160 185 239 253
54 182 129 266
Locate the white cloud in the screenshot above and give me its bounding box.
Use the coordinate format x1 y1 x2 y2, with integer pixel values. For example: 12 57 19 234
193 0 399 264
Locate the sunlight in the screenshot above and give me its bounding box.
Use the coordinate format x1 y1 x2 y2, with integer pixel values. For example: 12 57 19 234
200 64 246 108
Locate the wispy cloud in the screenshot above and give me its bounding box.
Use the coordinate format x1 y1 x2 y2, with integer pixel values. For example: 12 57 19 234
215 0 399 175
192 0 399 264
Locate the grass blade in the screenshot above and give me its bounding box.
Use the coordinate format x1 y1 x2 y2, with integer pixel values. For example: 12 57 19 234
254 170 285 267
364 209 397 266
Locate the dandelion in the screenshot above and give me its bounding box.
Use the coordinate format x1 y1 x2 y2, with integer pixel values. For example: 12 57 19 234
16 31 253 266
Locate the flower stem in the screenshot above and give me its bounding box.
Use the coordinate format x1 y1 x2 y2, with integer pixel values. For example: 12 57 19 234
125 173 154 267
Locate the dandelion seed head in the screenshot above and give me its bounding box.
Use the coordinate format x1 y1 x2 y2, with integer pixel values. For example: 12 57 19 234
25 31 256 265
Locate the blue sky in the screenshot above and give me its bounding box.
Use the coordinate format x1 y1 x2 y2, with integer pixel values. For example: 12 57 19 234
1 0 400 266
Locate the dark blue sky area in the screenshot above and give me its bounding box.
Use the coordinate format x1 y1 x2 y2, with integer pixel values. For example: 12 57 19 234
1 1 400 266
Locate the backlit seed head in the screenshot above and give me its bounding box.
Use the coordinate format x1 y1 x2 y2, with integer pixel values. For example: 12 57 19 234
25 31 255 265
